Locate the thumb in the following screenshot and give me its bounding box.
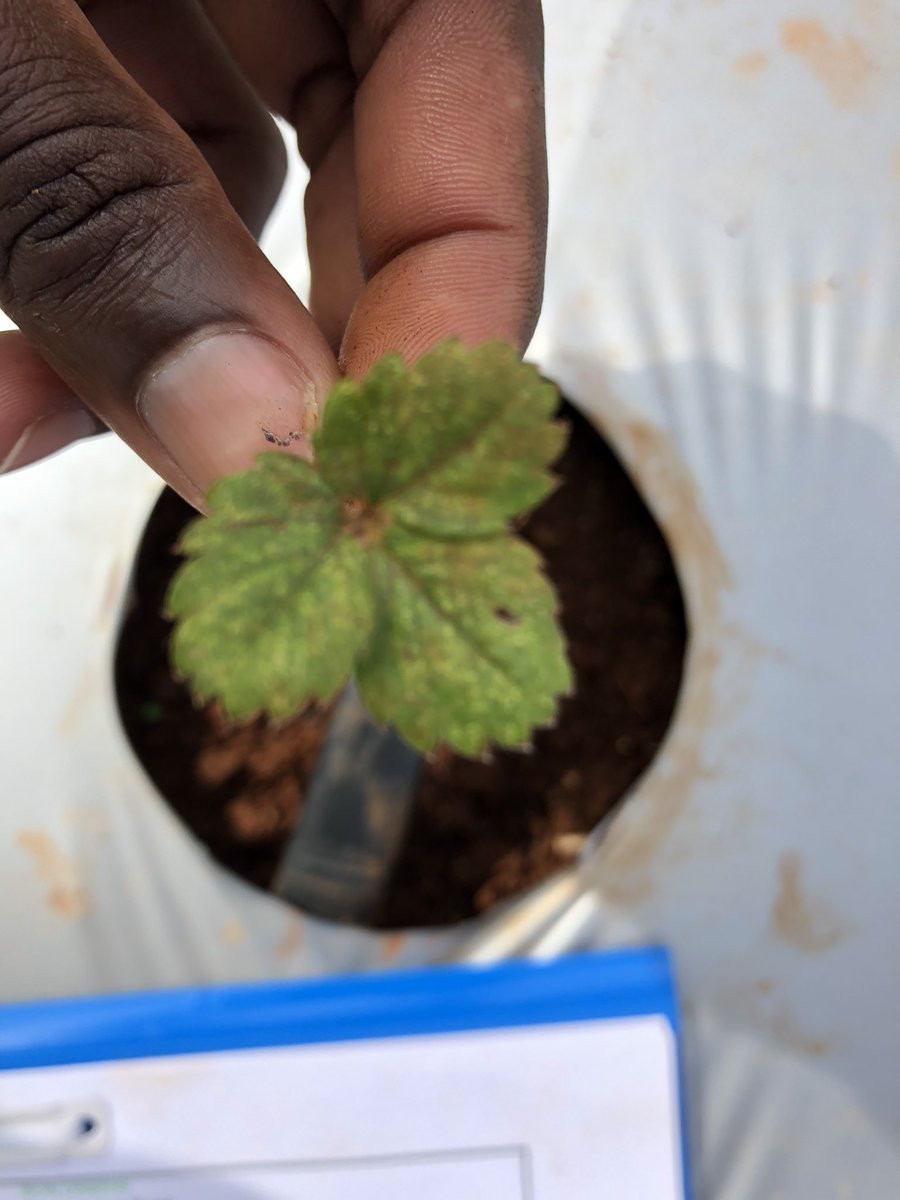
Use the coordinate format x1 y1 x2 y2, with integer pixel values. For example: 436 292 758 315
0 1 337 504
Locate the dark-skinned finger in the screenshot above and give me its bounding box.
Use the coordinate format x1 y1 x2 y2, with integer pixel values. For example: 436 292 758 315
331 0 548 374
2 0 288 477
202 0 548 376
81 0 286 238
0 331 101 475
0 0 338 504
201 0 363 346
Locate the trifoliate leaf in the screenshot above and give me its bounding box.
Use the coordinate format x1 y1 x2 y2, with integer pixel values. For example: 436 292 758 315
168 340 573 754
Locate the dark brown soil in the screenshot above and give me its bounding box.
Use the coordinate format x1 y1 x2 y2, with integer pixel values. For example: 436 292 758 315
116 404 686 929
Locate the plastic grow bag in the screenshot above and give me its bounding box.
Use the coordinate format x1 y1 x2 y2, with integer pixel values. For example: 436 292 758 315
2 0 900 1195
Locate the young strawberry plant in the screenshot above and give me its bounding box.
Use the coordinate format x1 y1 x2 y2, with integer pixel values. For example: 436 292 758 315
167 340 573 758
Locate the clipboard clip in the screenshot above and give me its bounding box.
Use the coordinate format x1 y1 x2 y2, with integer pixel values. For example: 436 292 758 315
0 1100 110 1167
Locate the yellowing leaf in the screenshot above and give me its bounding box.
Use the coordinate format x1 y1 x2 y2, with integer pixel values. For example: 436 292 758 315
168 341 572 754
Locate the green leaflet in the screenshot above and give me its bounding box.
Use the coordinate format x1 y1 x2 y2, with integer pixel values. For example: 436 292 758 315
168 340 573 755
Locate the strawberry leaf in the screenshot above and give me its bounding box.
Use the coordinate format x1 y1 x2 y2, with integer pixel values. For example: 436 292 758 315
168 341 572 754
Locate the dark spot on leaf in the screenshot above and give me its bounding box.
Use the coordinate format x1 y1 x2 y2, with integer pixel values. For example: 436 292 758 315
494 606 521 625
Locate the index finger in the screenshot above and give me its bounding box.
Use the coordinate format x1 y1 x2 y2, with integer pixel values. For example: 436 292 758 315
332 0 547 374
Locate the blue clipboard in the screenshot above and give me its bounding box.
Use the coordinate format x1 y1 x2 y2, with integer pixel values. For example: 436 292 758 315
0 949 691 1199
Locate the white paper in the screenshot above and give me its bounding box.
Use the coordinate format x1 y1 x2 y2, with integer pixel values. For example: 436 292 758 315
0 1017 684 1198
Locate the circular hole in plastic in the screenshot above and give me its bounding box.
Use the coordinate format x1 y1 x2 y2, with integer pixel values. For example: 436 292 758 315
115 398 687 929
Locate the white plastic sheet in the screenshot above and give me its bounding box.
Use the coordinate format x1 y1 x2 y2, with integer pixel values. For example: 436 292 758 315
2 1 899 1194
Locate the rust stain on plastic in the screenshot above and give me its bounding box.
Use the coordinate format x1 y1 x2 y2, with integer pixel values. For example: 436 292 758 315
95 556 126 630
772 851 849 952
570 393 735 905
734 51 769 77
16 830 91 919
612 417 732 594
381 932 407 963
856 0 884 28
809 275 843 303
781 19 873 109
771 1001 831 1057
276 919 304 959
220 919 246 946
64 804 110 844
57 665 100 739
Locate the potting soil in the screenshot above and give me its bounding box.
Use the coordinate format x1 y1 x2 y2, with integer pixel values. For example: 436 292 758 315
116 404 686 928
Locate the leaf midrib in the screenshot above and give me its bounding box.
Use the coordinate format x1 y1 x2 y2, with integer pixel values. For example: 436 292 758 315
374 392 514 507
377 541 531 699
180 523 344 618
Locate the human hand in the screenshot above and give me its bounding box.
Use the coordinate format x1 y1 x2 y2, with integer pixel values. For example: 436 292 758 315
0 0 547 505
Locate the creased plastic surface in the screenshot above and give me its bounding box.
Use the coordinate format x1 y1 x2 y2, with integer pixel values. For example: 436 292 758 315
1 2 899 1196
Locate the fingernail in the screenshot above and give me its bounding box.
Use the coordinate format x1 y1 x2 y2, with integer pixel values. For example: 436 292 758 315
0 407 98 475
137 331 320 496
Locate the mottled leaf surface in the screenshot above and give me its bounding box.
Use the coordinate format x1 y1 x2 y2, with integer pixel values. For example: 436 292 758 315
168 341 572 754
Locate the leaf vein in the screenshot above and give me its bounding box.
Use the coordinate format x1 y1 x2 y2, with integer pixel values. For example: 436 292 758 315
379 543 530 697
378 395 513 505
